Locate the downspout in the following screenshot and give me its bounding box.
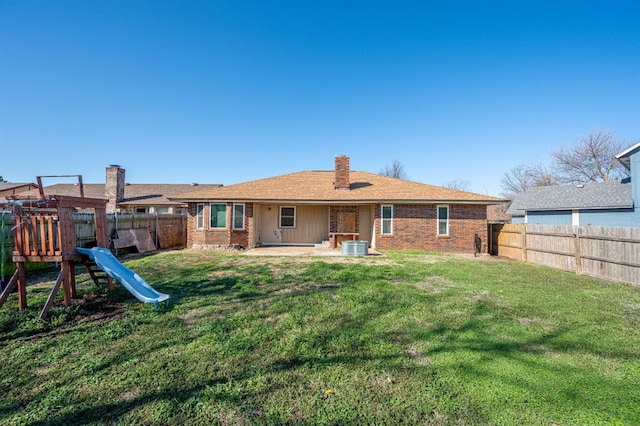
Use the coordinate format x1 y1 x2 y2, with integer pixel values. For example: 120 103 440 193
632 153 640 215
371 205 377 248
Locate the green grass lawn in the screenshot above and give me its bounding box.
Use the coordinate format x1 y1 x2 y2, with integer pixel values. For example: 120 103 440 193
1 250 639 425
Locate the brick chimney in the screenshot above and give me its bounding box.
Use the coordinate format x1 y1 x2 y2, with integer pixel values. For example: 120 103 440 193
105 165 125 213
334 155 350 190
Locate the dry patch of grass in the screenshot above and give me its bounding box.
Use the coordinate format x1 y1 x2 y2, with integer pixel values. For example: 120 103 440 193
411 276 456 292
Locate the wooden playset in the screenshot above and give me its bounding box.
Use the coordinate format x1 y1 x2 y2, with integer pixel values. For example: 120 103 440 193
0 177 113 319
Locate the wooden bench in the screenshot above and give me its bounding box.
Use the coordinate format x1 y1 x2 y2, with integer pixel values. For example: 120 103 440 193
329 232 359 248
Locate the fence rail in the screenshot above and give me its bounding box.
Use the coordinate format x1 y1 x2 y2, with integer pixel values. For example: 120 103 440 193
1 212 187 275
495 223 640 285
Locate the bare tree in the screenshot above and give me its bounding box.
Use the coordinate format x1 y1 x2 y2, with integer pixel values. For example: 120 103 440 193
443 179 470 191
500 162 558 198
501 165 529 197
552 131 627 183
379 160 408 179
501 130 628 197
527 161 559 186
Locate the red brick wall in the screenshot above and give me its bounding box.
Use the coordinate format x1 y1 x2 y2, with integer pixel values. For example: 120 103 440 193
186 202 255 248
186 203 198 247
229 203 254 247
374 204 488 253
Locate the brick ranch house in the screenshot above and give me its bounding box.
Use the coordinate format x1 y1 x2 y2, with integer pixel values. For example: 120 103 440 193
171 156 505 253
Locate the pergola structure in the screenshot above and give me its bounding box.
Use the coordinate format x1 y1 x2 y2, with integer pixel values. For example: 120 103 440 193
0 187 113 319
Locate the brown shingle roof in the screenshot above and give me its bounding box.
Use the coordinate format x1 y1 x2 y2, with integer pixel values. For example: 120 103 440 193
0 182 39 203
0 182 38 192
172 171 504 204
20 183 221 206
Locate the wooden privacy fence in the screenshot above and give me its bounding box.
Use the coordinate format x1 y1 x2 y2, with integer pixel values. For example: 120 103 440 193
1 212 187 274
77 212 187 250
496 223 640 285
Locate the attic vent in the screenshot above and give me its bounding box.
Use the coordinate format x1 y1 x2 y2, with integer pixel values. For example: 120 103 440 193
191 183 199 186
576 184 585 188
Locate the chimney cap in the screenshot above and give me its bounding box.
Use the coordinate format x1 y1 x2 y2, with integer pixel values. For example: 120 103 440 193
108 164 122 168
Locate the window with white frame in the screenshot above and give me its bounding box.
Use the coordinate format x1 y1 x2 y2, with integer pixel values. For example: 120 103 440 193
437 205 449 236
381 205 393 235
196 204 205 229
210 203 227 229
279 206 296 228
233 203 245 230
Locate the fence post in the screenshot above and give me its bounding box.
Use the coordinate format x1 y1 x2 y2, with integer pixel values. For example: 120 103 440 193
114 212 118 256
574 226 582 275
521 225 527 262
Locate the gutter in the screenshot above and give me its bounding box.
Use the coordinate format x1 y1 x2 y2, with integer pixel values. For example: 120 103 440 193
525 204 634 212
169 198 506 205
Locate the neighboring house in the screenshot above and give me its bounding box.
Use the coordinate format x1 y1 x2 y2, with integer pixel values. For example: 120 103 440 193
507 141 640 227
19 165 221 214
171 155 504 253
487 204 511 224
0 182 39 203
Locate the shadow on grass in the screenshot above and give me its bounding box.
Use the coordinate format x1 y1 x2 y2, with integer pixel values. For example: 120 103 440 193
4 253 638 425
385 299 639 422
18 294 491 425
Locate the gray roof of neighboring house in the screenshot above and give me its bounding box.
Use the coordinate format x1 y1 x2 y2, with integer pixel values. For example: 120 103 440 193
18 183 221 206
506 180 633 216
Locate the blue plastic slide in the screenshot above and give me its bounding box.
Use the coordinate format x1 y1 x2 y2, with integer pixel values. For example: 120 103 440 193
77 247 170 308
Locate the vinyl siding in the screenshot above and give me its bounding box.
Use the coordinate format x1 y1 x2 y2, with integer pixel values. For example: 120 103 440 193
579 208 640 227
279 205 329 244
527 211 572 225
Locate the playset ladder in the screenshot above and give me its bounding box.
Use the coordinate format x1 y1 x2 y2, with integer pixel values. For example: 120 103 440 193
80 256 114 290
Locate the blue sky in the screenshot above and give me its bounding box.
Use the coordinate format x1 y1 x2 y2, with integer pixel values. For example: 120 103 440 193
1 1 638 196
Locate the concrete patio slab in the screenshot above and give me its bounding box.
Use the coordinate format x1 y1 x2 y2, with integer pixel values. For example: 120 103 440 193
243 246 380 257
